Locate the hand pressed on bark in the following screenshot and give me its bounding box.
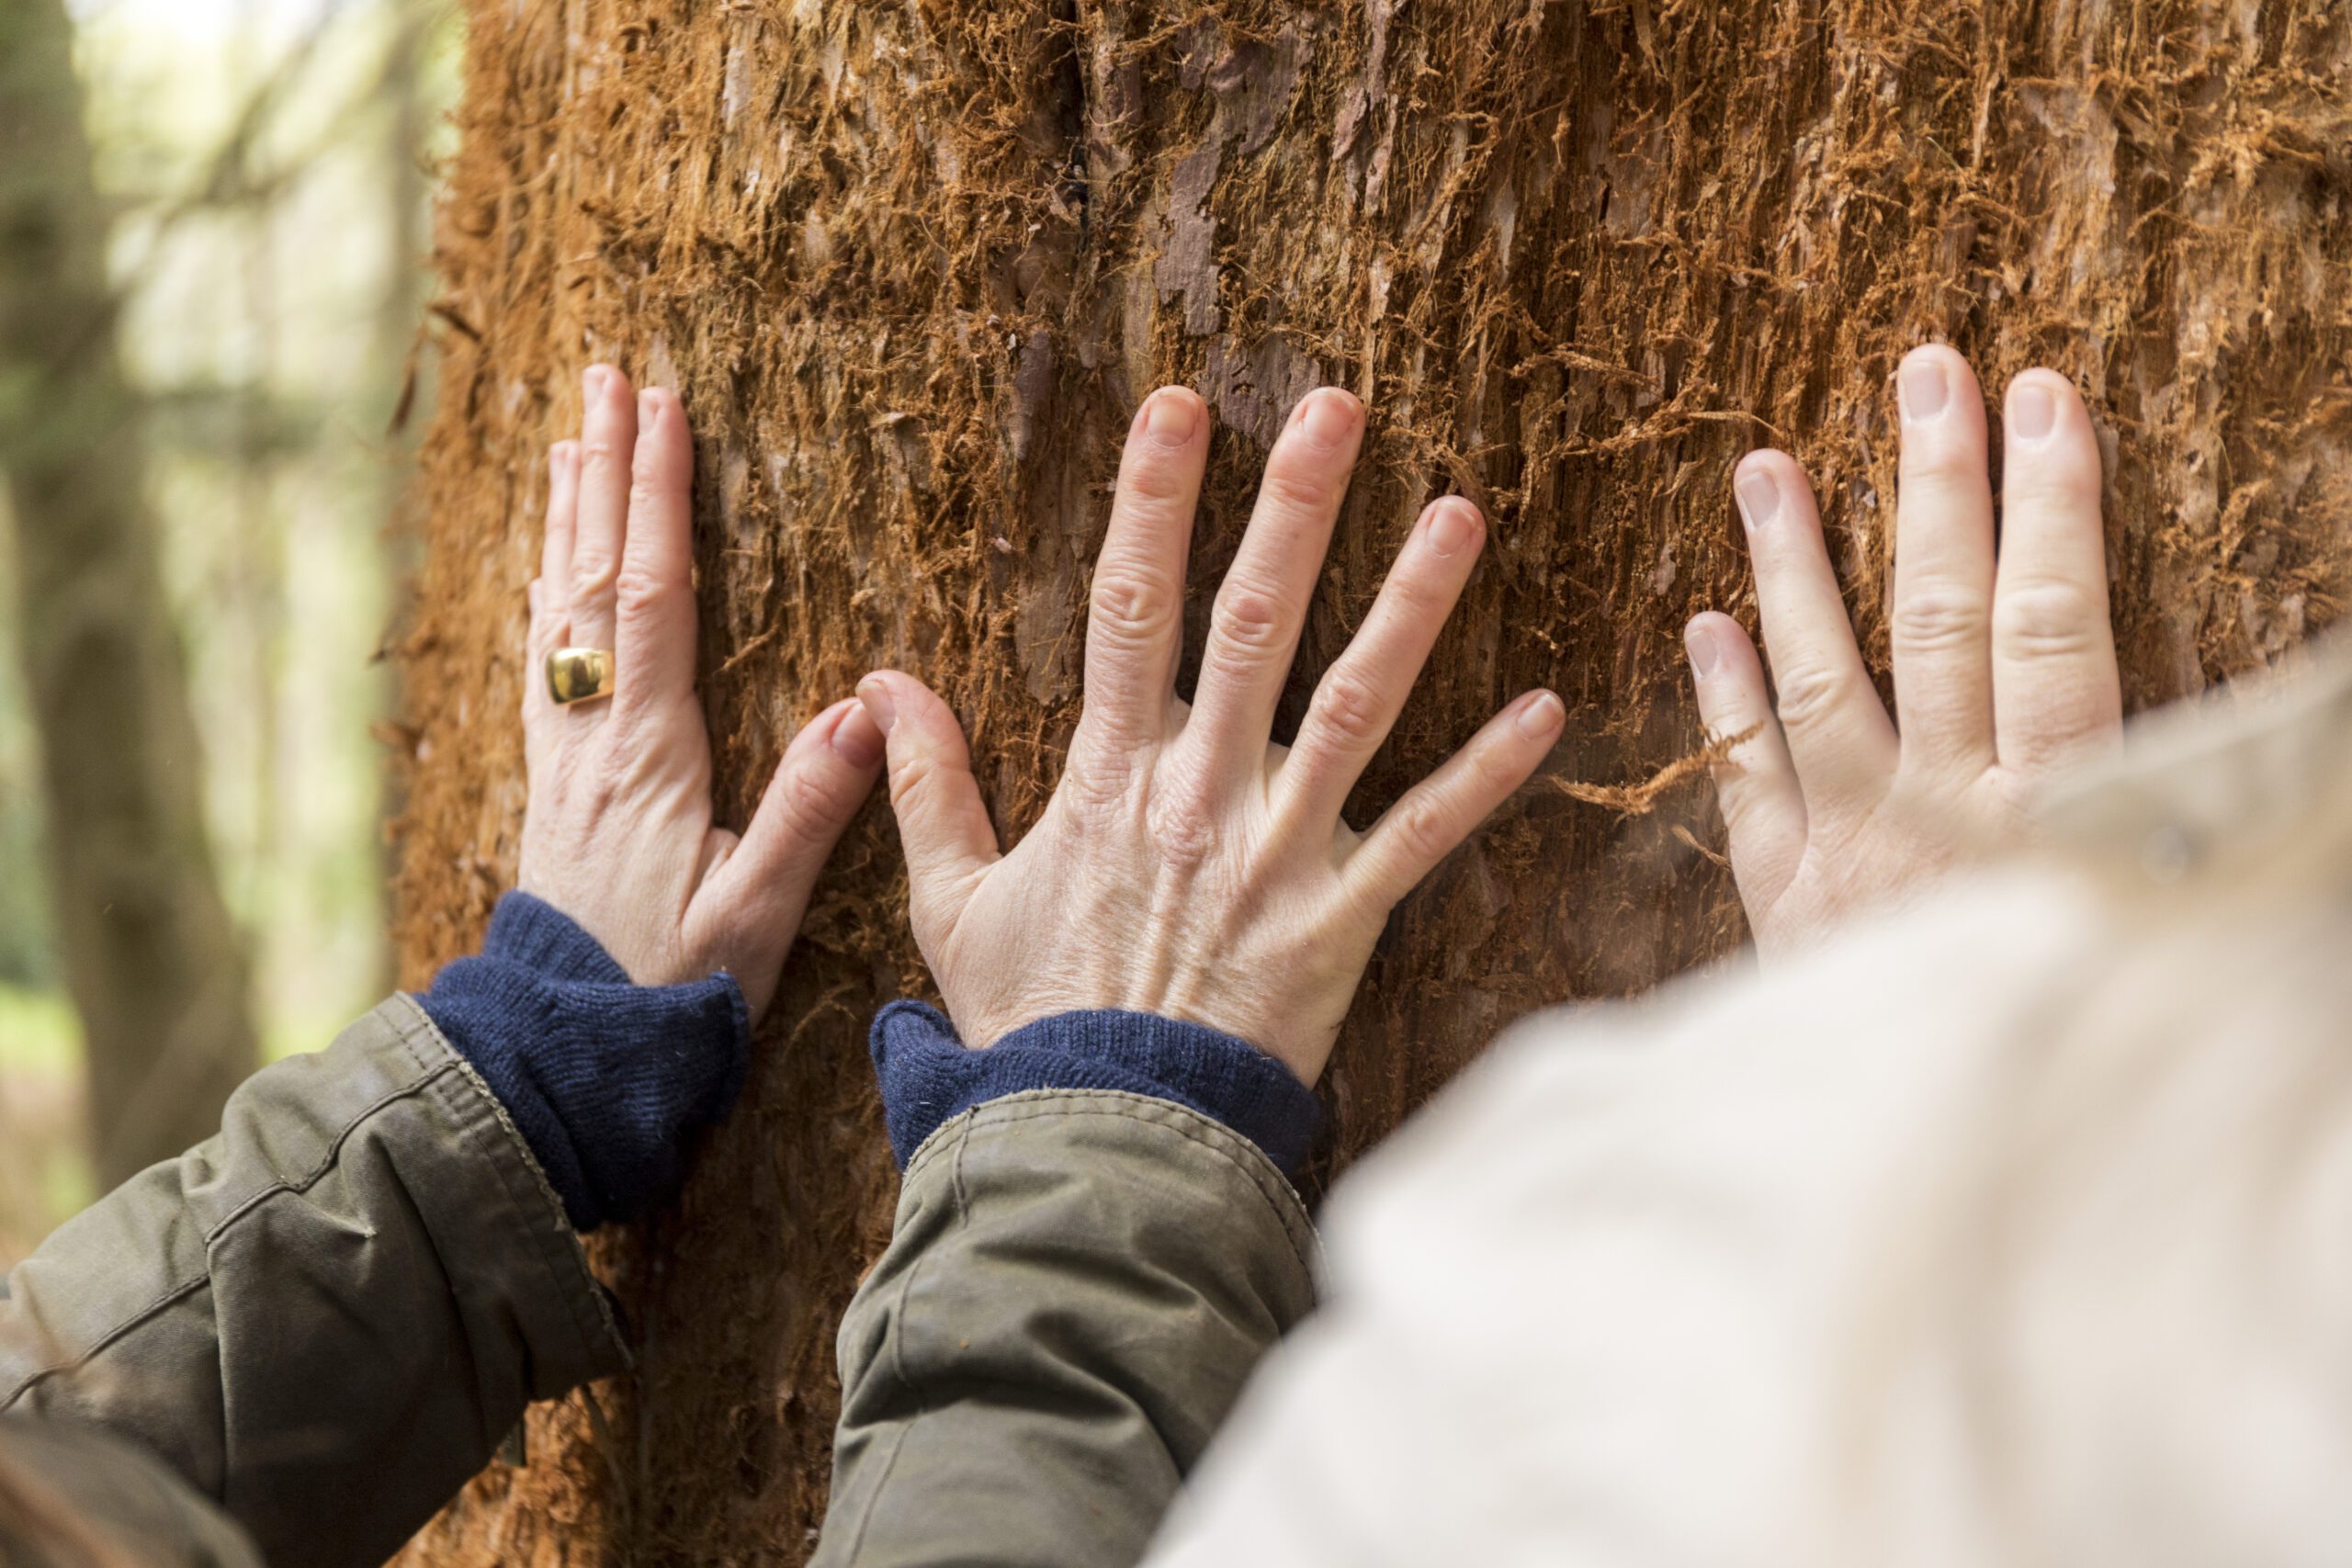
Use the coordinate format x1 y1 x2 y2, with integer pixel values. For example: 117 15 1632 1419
861 386 1565 1087
517 365 884 1019
1686 345 2124 956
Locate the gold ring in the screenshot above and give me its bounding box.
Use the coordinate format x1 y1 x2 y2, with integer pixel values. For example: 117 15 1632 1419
547 647 616 706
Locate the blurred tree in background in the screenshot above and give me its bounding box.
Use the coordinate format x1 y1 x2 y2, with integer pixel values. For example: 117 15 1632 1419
0 0 455 1250
1 0 261 1190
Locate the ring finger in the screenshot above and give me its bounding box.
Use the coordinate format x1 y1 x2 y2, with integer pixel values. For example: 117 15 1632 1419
525 441 582 751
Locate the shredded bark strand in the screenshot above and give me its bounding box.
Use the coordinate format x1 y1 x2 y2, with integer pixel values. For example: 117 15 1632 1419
1551 726 1757 816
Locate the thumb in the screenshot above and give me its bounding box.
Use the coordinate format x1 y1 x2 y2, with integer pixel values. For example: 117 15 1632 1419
698 696 885 1010
859 670 1001 947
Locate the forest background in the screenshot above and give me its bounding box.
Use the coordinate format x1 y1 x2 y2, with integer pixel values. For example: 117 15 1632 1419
0 0 456 1262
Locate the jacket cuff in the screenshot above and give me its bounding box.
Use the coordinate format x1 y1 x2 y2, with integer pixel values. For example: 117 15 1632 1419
869 1001 1322 1175
415 892 751 1231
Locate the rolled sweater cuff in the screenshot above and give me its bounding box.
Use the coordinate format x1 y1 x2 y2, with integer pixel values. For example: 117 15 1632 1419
869 1000 1322 1175
416 892 750 1231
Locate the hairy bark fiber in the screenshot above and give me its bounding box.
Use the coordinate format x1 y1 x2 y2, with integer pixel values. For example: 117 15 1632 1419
0 0 259 1187
396 2 2352 1560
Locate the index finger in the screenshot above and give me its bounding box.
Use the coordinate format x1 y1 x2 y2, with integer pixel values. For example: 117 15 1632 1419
1736 450 1897 815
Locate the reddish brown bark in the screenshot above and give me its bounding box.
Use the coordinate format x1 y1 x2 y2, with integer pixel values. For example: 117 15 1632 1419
395 3 2352 1559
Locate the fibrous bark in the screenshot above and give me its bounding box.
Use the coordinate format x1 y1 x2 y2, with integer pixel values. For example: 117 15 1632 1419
0 0 259 1188
394 2 2352 1561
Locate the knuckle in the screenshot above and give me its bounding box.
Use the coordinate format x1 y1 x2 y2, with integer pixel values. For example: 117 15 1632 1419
1995 580 2110 659
1121 457 1193 505
1770 660 1869 736
628 465 667 511
2006 456 2103 509
1060 751 1131 812
777 762 852 836
888 749 972 824
1384 563 1449 618
1901 431 1982 487
1709 764 1765 828
1468 738 1521 792
579 436 628 473
1256 466 1331 515
1888 582 1990 656
2007 424 2105 507
1388 795 1455 865
1088 568 1180 646
1143 774 1217 869
1211 580 1293 653
570 546 617 598
887 751 939 813
614 562 676 619
1310 669 1387 747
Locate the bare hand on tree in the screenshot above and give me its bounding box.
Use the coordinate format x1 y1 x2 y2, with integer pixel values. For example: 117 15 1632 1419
858 385 1566 1086
518 365 885 1019
1685 344 2124 957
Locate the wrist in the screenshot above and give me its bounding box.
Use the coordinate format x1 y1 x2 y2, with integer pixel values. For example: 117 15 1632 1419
418 892 752 1230
947 970 1348 1088
483 890 630 982
869 1001 1322 1176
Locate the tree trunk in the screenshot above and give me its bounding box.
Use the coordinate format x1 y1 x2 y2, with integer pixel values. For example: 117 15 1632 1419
0 0 260 1188
394 2 2352 1560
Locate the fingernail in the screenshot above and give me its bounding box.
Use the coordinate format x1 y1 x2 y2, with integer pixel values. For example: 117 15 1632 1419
2011 380 2057 442
1735 466 1781 531
638 389 661 426
1426 499 1480 558
856 676 897 736
1515 690 1566 739
1143 389 1197 444
1684 618 1721 677
1297 388 1360 449
1900 356 1949 422
584 366 606 399
831 702 884 768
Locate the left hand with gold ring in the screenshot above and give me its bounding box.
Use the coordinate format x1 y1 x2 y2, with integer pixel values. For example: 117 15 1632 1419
520 364 886 1019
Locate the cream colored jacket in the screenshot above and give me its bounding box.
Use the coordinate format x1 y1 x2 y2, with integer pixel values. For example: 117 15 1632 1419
1151 646 2352 1567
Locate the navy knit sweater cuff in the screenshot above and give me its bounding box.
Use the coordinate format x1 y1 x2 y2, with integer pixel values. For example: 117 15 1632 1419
416 892 750 1232
869 1000 1322 1175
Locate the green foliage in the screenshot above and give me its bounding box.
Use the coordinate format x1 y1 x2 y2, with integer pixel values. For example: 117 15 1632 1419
0 500 51 988
0 983 75 1077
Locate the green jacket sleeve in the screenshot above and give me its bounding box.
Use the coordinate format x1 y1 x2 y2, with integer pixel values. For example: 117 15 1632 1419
814 1088 1319 1568
0 995 630 1568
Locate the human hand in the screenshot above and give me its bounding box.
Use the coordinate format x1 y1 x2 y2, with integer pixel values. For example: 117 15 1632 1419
518 365 885 1019
1685 344 2123 957
859 386 1564 1085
